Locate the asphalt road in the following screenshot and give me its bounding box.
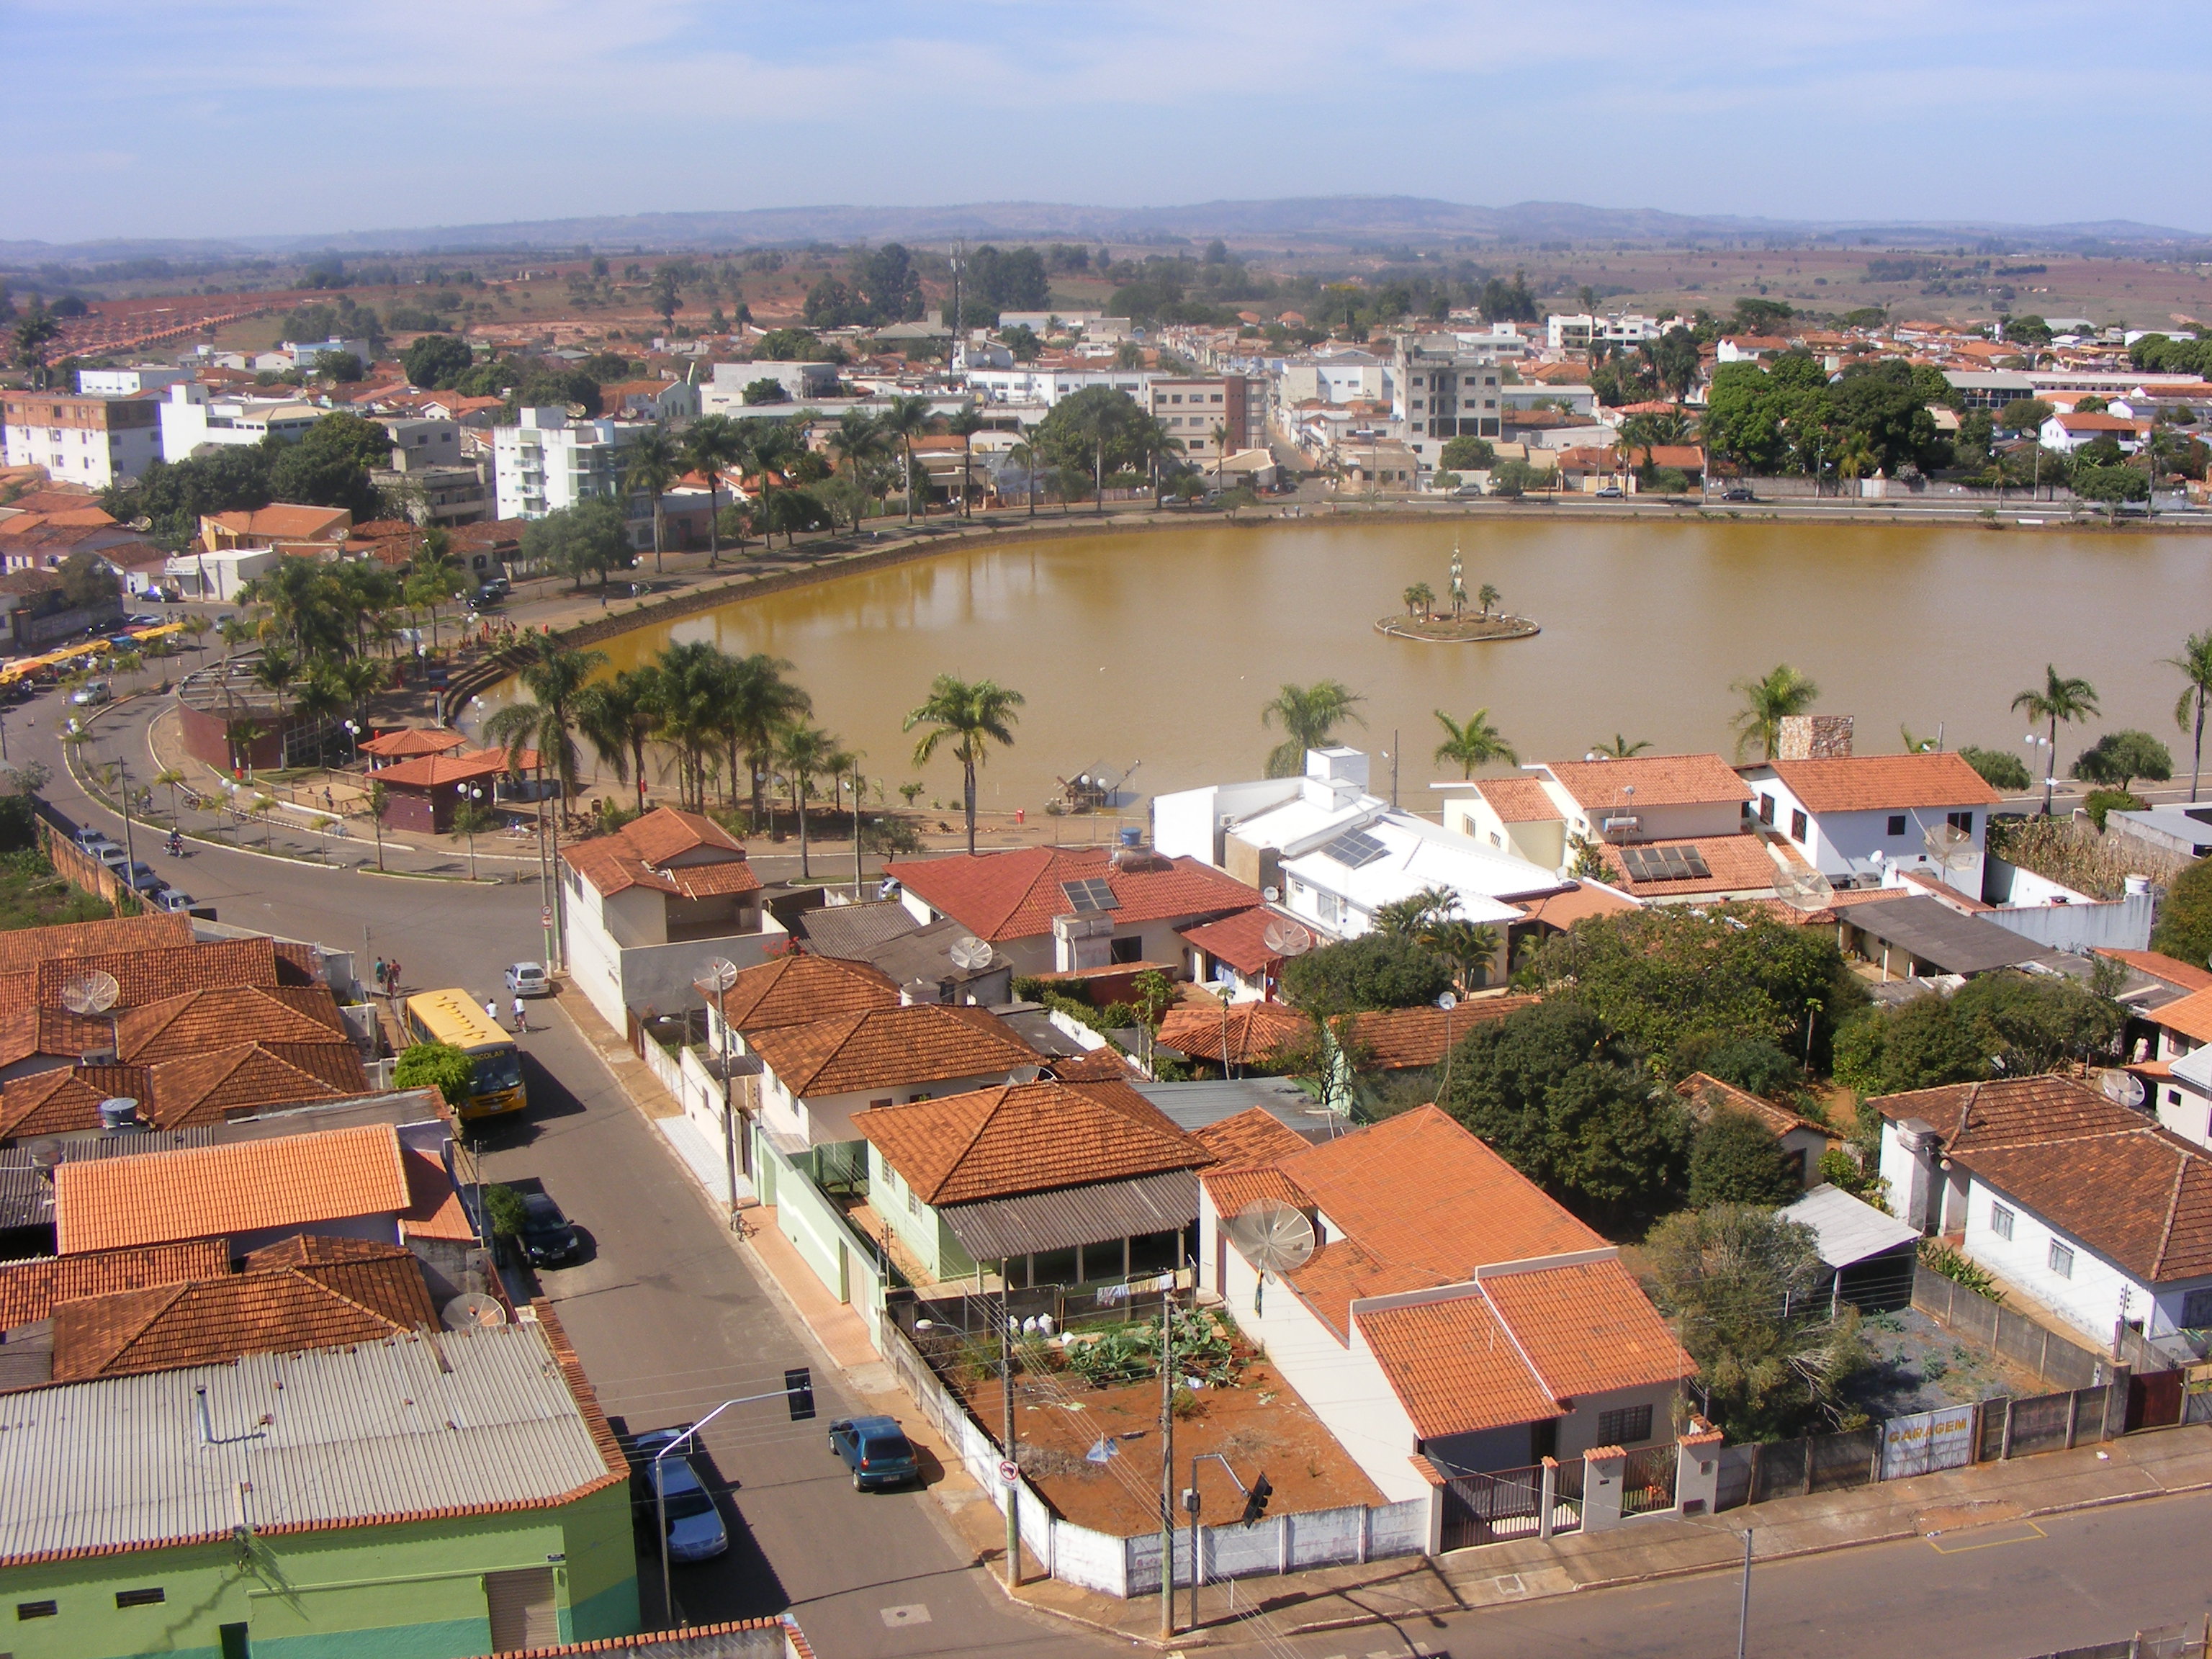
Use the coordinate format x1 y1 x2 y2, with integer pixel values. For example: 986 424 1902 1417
22 701 1111 1659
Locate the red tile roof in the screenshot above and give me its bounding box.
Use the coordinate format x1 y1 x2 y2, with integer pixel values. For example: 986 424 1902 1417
370 746 538 789
1478 1259 1694 1405
398 1146 476 1241
855 1078 1211 1205
53 1123 411 1254
359 727 468 760
1513 883 1641 928
1758 752 2001 814
2154 988 2212 1046
886 846 1259 943
1157 1001 1310 1066
0 1241 230 1328
1599 835 1800 899
1675 1072 1825 1141
2095 949 2212 994
117 984 350 1062
0 1064 153 1139
710 952 898 1034
1545 754 1751 810
1175 909 1308 977
1191 1105 1310 1168
0 914 190 974
744 1004 1038 1097
1346 999 1538 1069
1473 778 1563 823
1358 1293 1560 1438
560 806 759 902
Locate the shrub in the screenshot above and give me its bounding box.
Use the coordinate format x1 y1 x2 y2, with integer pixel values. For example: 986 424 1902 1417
1816 1146 1887 1205
1280 932 1454 1015
2153 855 2212 972
1957 746 2031 792
1688 1109 1804 1208
1918 1238 1999 1300
482 1182 528 1238
394 1040 475 1110
2082 788 2144 831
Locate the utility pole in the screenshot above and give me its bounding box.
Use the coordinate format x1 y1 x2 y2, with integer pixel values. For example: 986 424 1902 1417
1736 1528 1753 1659
1389 731 1400 810
1159 1295 1176 1643
1001 1287 1020 1588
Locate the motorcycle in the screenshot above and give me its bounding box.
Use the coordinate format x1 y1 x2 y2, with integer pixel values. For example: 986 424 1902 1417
166 832 184 858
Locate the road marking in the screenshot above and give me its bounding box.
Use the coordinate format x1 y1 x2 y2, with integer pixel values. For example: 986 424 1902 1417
1926 1519 2046 1554
1493 1573 1527 1594
879 1603 932 1627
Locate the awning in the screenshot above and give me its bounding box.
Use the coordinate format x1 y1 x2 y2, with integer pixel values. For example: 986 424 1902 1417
940 1169 1200 1264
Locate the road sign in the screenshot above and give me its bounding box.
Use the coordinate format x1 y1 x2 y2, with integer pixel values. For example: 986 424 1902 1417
541 907 553 928
998 1460 1019 1485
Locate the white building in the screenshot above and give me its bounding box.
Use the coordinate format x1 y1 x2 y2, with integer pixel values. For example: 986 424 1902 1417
76 365 192 395
2038 410 2151 454
493 407 652 521
704 360 840 408
963 366 1154 408
1545 313 1663 352
158 385 321 461
283 336 374 371
2 390 164 487
1391 335 1505 469
1735 752 2000 897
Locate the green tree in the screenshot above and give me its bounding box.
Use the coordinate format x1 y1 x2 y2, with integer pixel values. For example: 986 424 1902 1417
311 350 364 383
1956 745 2031 793
2072 729 2172 793
1833 970 2123 1096
1431 707 1517 778
1438 434 1496 470
395 1040 475 1110
12 302 62 388
1402 583 1434 619
904 675 1024 854
1259 680 1364 778
2152 855 2212 970
648 267 683 327
2166 629 2212 802
521 498 628 591
878 393 934 522
1439 999 1688 1221
775 719 845 880
1591 733 1653 759
2011 664 2100 814
1998 397 2055 435
1729 663 1820 762
620 425 685 575
1646 1205 1866 1442
482 634 608 853
716 652 811 828
402 334 474 389
1476 583 1501 619
449 799 496 878
575 665 664 811
683 413 745 567
1280 932 1455 1015
1688 1110 1804 1208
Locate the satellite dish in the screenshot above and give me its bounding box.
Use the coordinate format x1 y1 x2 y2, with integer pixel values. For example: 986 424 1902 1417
59 970 120 1016
1260 917 1313 958
128 516 154 533
441 1292 508 1331
1772 864 1836 912
1436 991 1458 1012
948 935 994 971
1224 1200 1316 1312
1007 1065 1043 1085
1924 823 1975 871
2103 1069 2148 1110
701 957 739 993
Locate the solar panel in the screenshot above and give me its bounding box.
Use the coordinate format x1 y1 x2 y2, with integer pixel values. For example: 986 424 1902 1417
1618 844 1712 884
1060 878 1119 913
1320 829 1390 869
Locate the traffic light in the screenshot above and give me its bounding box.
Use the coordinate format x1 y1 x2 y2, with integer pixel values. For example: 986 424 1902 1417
784 1367 815 1421
1239 1472 1272 1527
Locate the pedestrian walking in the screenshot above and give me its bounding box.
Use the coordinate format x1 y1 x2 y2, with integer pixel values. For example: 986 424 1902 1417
485 997 500 1026
373 957 388 994
386 960 402 995
512 995 528 1033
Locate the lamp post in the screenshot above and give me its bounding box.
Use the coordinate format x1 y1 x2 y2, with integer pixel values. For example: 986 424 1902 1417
2023 733 2054 814
455 781 485 878
700 957 741 1231
342 718 361 763
652 1377 814 1629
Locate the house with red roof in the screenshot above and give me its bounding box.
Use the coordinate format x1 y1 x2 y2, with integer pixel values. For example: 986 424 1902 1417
884 842 1260 977
1198 1106 1692 1498
1737 749 2001 898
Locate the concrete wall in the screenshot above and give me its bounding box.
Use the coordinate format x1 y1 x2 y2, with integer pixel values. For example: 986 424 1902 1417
1981 868 2154 953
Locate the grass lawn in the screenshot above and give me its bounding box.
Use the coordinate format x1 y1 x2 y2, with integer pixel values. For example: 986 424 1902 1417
0 849 117 931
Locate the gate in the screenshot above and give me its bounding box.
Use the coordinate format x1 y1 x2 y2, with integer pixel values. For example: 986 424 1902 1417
1439 1464 1544 1550
2128 1369 2184 1431
1619 1444 1677 1517
1553 1455 1585 1534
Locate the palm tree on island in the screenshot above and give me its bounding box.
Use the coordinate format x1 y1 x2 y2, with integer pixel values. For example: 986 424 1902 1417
1403 583 1434 620
1477 583 1501 619
1730 664 1821 762
1261 680 1365 778
1433 709 1519 778
2011 664 2101 814
906 675 1024 854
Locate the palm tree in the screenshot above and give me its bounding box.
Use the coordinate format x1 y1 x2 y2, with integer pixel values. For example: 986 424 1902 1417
2166 629 2212 803
683 414 745 567
647 641 724 810
2011 665 2101 814
449 799 495 881
153 766 186 826
217 616 255 662
1729 664 1821 762
904 675 1024 854
621 426 685 575
1477 583 1501 619
253 647 300 710
1432 708 1519 778
12 306 62 389
1835 431 1877 496
1133 417 1184 508
1210 421 1229 492
1403 582 1434 619
1260 680 1365 778
575 665 665 811
483 636 609 926
720 653 811 830
879 395 935 522
775 720 844 880
737 419 798 549
1423 917 1501 990
182 614 213 654
827 410 889 525
945 408 984 518
1009 436 1042 520
1590 733 1652 758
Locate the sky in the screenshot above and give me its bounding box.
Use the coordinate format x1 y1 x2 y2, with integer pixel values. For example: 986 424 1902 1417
6 0 2211 246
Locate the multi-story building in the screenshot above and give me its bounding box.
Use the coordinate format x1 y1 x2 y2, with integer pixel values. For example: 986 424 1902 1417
963 364 1154 408
74 365 192 396
1144 375 1262 466
1545 313 1664 352
157 384 321 461
1390 335 1505 469
493 407 650 521
1 391 163 488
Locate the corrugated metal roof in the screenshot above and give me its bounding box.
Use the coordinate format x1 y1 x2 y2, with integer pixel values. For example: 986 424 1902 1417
1134 1076 1339 1142
0 1318 616 1565
940 1169 1200 1262
1781 1182 1921 1270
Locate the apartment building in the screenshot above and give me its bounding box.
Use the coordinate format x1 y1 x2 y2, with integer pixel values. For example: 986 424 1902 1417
157 384 321 461
1390 336 1504 468
74 365 192 395
2 390 164 488
1145 375 1261 464
493 406 650 521
1545 313 1664 352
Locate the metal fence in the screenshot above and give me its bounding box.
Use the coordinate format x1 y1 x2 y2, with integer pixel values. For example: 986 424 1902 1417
1440 1465 1544 1550
1619 1444 1678 1516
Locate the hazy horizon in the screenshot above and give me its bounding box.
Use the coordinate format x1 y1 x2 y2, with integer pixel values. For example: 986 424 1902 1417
9 1 2209 246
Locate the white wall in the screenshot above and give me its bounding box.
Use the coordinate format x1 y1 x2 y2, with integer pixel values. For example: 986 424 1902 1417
1959 1172 2212 1342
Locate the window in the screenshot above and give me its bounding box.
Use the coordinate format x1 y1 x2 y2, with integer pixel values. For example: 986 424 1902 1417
1109 935 1144 965
1210 393 1223 403
1948 811 1974 835
906 1187 920 1216
19 1599 59 1619
1887 814 1907 836
2049 1240 2074 1279
1789 809 1808 843
116 1588 166 1609
1598 1403 1653 1445
1758 794 1776 825
1991 1202 2015 1240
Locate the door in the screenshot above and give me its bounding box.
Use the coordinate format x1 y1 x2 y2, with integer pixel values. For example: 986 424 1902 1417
485 1567 559 1653
2128 1369 2184 1431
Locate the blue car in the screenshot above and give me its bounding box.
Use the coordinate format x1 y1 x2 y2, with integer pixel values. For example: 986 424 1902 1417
631 1429 729 1562
828 1415 919 1491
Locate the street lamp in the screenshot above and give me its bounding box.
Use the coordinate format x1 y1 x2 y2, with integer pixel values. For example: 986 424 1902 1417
342 718 361 763
652 1376 815 1629
455 781 485 878
2023 733 2054 814
699 956 742 1232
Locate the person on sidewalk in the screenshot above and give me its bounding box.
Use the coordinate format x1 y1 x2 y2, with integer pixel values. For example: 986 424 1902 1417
374 957 388 994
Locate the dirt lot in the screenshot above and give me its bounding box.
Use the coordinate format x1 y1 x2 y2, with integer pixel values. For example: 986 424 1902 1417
956 1350 1382 1539
1845 1306 2045 1419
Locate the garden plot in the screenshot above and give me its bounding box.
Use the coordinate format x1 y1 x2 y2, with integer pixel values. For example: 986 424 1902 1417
1844 1307 2045 1421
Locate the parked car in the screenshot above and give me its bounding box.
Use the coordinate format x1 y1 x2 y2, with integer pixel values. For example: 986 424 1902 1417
518 1191 581 1267
827 1415 920 1491
95 844 131 871
126 613 163 628
1593 485 1624 499
71 827 116 856
155 889 197 913
1722 486 1756 502
123 864 164 895
631 1429 730 1562
71 679 112 706
504 961 551 997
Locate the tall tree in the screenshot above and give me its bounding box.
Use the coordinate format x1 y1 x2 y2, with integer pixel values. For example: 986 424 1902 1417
1432 707 1518 778
2010 664 2101 815
1260 680 1365 778
575 665 665 811
944 407 984 518
827 409 889 525
2165 629 2212 803
775 720 845 880
1590 733 1652 758
1729 663 1820 762
620 425 685 575
482 634 608 918
737 418 797 547
720 652 812 830
683 414 745 568
879 395 934 522
905 675 1024 854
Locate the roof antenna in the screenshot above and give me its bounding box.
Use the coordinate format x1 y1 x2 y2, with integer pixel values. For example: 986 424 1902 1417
196 1385 214 1445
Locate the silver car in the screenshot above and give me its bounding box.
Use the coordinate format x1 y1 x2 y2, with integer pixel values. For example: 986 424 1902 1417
504 962 551 997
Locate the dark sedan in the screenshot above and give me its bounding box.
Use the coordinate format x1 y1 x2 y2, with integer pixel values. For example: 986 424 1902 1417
518 1192 581 1267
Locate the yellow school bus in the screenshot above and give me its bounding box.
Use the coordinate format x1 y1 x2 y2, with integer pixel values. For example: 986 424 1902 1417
404 987 526 1120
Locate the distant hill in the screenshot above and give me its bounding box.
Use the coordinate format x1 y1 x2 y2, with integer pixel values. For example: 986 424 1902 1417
1 196 2203 265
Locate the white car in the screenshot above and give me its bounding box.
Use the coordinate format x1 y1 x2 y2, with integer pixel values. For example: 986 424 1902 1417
504 962 551 997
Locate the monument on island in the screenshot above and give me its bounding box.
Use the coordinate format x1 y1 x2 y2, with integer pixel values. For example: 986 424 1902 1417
1376 543 1539 642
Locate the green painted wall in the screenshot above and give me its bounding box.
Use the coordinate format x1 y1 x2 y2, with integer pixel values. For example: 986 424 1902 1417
0 1482 637 1659
866 1144 975 1283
